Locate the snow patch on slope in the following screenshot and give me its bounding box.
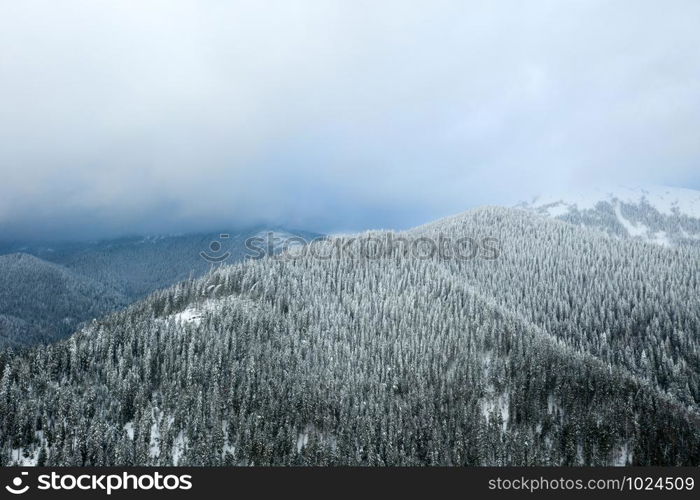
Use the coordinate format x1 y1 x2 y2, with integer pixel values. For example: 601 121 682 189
296 424 338 454
613 203 647 238
172 308 204 325
613 442 634 466
480 391 510 432
168 296 258 326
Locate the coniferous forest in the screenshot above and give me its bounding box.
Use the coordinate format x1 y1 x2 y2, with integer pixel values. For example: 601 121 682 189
1 207 698 466
0 229 319 347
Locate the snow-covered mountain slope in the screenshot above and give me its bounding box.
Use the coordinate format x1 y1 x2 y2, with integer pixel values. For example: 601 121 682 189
518 186 700 247
3 207 699 466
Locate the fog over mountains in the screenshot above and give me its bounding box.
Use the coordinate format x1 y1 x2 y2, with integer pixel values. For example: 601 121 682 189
1 204 698 466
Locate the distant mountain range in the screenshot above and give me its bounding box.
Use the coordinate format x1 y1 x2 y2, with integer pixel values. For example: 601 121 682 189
518 185 700 247
0 228 322 347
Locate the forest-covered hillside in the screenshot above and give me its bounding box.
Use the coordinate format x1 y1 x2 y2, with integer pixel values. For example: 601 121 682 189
0 253 127 347
0 229 320 347
0 208 698 466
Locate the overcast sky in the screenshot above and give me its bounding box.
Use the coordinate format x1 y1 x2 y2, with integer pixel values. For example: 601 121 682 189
1 1 699 240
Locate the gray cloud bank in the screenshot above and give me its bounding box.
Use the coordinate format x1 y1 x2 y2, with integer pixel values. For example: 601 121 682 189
1 0 699 240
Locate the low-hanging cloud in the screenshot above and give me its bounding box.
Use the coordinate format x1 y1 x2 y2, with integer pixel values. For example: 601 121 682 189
1 0 699 240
